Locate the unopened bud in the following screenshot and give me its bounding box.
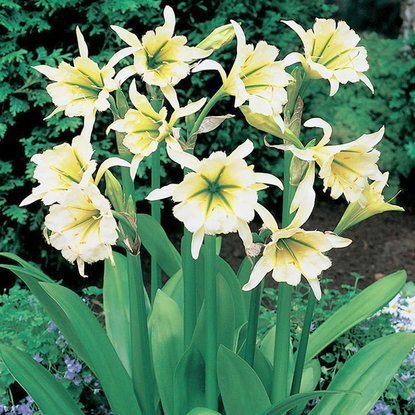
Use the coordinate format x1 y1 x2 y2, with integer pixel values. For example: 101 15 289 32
105 171 124 212
197 24 235 51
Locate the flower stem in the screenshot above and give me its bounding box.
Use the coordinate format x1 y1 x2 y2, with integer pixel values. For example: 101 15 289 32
182 229 196 348
271 151 295 404
126 253 154 415
204 234 217 410
290 291 316 399
244 277 263 367
189 88 226 137
150 147 162 302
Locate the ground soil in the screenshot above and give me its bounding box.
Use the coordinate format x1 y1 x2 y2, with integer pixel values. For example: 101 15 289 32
219 199 415 289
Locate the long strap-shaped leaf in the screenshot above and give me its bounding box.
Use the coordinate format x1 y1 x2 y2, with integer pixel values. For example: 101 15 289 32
306 269 406 361
217 345 271 415
260 391 348 415
1 265 142 415
0 253 54 282
0 345 83 415
309 332 415 415
137 213 181 277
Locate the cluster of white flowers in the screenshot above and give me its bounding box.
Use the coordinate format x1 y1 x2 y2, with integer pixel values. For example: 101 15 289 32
21 5 403 296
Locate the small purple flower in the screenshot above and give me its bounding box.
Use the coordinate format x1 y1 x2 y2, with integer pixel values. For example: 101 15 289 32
0 403 8 414
16 403 33 415
47 321 57 332
83 373 94 384
310 322 317 332
32 352 43 363
369 400 393 415
64 356 82 385
401 371 413 382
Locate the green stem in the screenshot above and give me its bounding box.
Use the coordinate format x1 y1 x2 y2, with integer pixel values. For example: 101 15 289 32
204 235 217 410
244 278 263 367
150 147 162 302
290 292 316 398
189 88 226 137
127 253 154 415
182 229 196 348
271 151 295 404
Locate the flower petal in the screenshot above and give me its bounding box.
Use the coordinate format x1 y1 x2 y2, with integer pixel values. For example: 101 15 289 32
191 227 205 259
192 59 227 83
304 117 332 147
94 157 131 185
146 183 178 201
111 25 141 47
76 26 88 58
254 172 283 190
170 97 207 125
228 139 254 161
167 146 200 171
254 203 279 232
160 84 180 110
242 256 273 291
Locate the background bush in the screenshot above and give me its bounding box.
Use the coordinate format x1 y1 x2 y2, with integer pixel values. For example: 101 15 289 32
0 0 414 278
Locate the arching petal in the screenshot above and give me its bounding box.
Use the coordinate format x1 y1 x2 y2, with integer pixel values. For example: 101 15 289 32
237 219 253 249
146 183 178 201
191 227 205 259
192 59 227 83
94 157 131 185
167 146 200 171
170 98 207 125
110 25 141 47
254 203 279 232
242 256 273 291
114 65 137 86
304 117 332 147
107 47 137 68
254 172 283 190
76 26 88 58
229 139 254 161
359 73 374 94
161 84 179 110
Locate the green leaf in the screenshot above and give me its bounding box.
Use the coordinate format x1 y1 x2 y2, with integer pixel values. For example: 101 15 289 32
0 252 54 282
261 391 346 415
103 252 131 375
217 345 271 415
137 213 181 277
306 270 406 361
0 345 83 415
310 333 415 414
3 267 142 415
149 290 184 415
174 345 206 415
187 409 221 415
162 269 184 308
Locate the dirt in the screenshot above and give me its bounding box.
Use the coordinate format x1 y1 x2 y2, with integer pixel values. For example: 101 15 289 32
219 198 415 289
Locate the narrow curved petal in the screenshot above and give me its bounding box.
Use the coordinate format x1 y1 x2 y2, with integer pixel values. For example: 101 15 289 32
230 20 246 55
307 278 322 300
237 219 253 249
130 154 144 180
33 65 59 81
325 232 352 248
255 203 279 232
282 51 303 67
114 65 136 86
359 73 374 94
107 47 137 68
81 112 96 138
146 183 178 201
254 172 283 190
94 157 131 185
167 146 200 171
170 97 207 125
242 256 273 291
191 227 205 259
289 162 316 228
110 25 141 47
20 193 41 207
192 59 227 83
161 84 179 110
229 139 254 161
162 5 176 38
304 117 332 147
328 78 340 96
281 20 308 45
76 26 88 58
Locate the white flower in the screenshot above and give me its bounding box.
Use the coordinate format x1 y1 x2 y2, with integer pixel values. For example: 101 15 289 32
283 18 373 95
20 135 96 206
44 184 118 277
146 140 283 259
243 199 351 300
35 27 118 133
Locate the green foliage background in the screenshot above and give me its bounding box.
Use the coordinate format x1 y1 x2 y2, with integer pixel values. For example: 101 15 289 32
0 0 414 275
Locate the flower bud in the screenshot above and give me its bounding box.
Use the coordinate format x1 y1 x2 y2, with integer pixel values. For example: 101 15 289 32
104 170 124 212
197 24 235 51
